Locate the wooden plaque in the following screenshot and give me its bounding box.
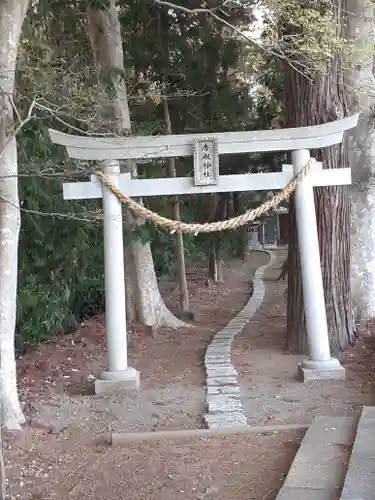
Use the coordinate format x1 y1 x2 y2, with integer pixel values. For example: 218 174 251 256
193 136 219 186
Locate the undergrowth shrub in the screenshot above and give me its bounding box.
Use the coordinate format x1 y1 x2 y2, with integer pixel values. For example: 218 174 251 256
17 124 105 344
15 124 249 345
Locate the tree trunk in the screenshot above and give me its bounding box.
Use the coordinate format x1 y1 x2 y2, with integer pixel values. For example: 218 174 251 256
156 8 189 312
0 427 5 499
208 239 223 283
125 166 186 328
163 98 190 312
0 0 30 429
208 242 218 282
284 1 355 354
205 194 224 283
86 1 185 329
346 0 375 323
216 251 224 282
124 245 136 323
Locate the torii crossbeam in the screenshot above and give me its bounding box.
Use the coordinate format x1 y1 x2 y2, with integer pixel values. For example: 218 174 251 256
49 114 359 393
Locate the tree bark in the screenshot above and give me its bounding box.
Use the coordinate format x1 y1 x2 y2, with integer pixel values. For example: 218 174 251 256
346 0 375 323
284 1 355 354
163 98 190 312
208 194 228 283
0 427 5 499
0 0 30 429
155 8 189 311
85 1 185 329
208 238 224 283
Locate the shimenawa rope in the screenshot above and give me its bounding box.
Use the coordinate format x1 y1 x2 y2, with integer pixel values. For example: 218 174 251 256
95 158 315 234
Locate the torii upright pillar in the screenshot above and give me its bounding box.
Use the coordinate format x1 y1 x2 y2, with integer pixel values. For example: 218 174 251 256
293 149 345 381
98 159 140 393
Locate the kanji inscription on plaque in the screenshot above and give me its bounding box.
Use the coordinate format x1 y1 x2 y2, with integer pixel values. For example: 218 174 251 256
193 136 219 186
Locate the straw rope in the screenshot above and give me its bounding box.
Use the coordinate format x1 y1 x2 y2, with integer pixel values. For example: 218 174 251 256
95 158 315 234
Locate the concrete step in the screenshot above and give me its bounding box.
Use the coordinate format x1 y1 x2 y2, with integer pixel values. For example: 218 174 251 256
340 406 375 500
275 416 357 500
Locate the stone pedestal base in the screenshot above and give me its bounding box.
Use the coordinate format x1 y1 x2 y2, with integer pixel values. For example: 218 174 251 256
94 367 140 394
297 358 345 383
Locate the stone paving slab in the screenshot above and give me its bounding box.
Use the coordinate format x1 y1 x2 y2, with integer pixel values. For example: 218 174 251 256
206 376 238 387
204 360 231 367
208 399 244 414
206 385 241 396
212 333 236 340
340 406 375 500
276 486 338 500
275 416 355 500
204 412 248 429
361 406 375 420
206 366 237 378
207 394 243 409
208 341 234 348
205 346 231 355
301 416 357 446
284 444 348 491
209 339 233 346
203 250 277 429
204 354 229 362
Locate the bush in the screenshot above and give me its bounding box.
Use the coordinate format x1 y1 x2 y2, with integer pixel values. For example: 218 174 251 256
16 123 105 343
15 124 250 345
17 281 73 343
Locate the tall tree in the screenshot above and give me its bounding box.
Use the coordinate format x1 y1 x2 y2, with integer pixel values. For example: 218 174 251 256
346 0 375 323
162 96 190 311
157 8 189 312
0 0 30 428
281 0 355 353
85 0 185 329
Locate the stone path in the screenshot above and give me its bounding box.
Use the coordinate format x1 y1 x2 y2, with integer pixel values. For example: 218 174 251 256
203 250 277 429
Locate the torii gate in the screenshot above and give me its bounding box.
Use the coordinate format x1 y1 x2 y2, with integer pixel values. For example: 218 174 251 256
49 114 359 393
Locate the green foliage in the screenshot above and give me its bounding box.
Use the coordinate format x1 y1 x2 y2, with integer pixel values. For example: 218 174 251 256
17 282 72 344
14 0 281 344
85 0 110 9
263 0 354 74
17 121 105 342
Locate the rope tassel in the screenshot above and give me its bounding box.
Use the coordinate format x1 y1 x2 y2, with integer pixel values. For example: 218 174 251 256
95 158 315 234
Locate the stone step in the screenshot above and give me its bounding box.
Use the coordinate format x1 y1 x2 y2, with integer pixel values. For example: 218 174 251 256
340 406 375 500
275 416 356 500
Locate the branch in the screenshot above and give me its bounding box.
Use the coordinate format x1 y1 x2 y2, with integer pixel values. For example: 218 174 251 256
34 101 94 136
152 0 312 81
153 0 276 54
0 194 104 223
0 98 36 161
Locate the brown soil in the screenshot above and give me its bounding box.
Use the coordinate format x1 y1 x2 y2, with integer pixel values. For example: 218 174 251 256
17 257 260 409
7 429 303 500
9 254 291 500
5 250 375 500
232 250 375 425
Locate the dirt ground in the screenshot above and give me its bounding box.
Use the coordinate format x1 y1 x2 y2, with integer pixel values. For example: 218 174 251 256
16 256 265 435
232 250 375 426
5 250 375 500
6 428 303 500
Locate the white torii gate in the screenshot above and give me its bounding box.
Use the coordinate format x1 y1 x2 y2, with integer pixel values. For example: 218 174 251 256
49 114 359 393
